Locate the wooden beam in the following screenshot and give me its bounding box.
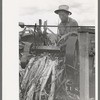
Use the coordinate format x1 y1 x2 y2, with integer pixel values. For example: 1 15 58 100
79 32 89 100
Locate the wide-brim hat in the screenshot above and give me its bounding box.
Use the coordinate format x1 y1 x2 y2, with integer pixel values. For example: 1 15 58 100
55 5 72 15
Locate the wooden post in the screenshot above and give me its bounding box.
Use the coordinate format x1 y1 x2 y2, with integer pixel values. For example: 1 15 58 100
79 32 89 100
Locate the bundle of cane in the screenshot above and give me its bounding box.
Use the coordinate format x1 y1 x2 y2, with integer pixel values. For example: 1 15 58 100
23 55 47 100
20 53 61 100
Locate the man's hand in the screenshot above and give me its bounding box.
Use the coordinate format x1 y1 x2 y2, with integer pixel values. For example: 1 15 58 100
60 31 78 40
57 32 78 46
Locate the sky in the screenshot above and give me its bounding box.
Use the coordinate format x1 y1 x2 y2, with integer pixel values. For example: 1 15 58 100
19 0 97 33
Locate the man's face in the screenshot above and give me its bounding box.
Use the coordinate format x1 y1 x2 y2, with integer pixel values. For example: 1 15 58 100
58 11 69 22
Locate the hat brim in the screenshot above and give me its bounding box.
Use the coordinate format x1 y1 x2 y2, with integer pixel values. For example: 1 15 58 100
55 9 72 15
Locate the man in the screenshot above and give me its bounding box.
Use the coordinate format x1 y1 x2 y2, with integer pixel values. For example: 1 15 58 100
54 5 79 98
54 5 78 40
54 5 79 63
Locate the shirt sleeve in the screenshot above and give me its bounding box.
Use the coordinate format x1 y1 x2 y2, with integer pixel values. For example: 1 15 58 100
70 20 78 32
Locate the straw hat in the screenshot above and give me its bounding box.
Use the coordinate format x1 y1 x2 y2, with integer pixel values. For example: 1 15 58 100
55 5 72 15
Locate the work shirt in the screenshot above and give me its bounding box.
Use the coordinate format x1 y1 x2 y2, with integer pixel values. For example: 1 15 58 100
58 17 78 38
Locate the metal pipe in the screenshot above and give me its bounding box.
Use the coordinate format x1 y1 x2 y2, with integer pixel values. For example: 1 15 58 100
21 25 95 28
19 22 95 28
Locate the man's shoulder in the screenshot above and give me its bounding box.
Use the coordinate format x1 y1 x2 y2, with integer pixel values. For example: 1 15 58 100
69 17 77 23
69 17 78 26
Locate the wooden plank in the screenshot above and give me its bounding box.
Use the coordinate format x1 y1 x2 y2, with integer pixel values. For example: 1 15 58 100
36 46 60 50
78 32 89 100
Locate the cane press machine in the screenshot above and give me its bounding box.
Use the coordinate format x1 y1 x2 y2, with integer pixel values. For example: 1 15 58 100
19 19 95 95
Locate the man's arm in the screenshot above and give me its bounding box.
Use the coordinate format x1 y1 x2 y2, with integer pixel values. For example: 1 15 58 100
70 20 78 32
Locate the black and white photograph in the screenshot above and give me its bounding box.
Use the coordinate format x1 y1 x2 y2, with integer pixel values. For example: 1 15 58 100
18 0 97 100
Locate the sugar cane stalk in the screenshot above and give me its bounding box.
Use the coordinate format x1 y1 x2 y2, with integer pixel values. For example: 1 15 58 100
48 61 57 100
